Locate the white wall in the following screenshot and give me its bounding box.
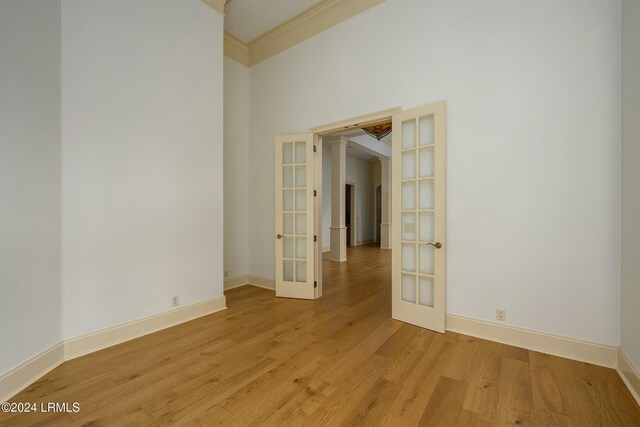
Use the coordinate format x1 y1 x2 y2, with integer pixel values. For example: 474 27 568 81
321 145 377 248
224 57 250 278
248 0 621 345
345 154 375 244
0 0 62 375
621 0 640 370
61 0 224 339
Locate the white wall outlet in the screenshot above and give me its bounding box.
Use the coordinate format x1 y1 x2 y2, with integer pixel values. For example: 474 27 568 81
496 309 506 321
172 296 179 307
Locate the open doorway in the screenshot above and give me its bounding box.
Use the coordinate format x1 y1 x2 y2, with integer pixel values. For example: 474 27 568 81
345 183 356 247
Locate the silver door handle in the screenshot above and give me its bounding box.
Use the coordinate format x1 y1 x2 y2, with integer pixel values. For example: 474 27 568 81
427 242 442 249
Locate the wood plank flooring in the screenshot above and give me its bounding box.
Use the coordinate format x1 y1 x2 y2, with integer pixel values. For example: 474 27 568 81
1 244 639 426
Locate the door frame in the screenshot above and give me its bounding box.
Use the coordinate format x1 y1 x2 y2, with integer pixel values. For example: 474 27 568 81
310 106 402 297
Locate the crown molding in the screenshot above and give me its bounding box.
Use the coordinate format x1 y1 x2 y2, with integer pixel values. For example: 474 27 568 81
224 32 250 66
224 0 386 67
201 0 225 15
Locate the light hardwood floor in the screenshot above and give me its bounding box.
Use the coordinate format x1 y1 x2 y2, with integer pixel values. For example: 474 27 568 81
2 244 639 426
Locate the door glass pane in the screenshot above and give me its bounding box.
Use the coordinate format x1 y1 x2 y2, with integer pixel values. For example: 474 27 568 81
283 260 294 282
283 189 293 211
283 166 294 188
402 243 416 272
418 213 433 242
295 141 306 164
419 245 434 275
419 148 433 178
401 151 416 179
402 120 416 149
283 236 293 259
295 237 306 259
283 143 293 165
419 115 434 146
295 165 306 187
401 274 416 303
419 276 434 307
295 213 306 235
295 189 306 211
402 181 416 210
401 213 416 241
295 261 307 282
283 213 294 235
419 180 434 210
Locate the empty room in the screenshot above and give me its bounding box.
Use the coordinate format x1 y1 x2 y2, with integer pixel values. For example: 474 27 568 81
1 0 639 426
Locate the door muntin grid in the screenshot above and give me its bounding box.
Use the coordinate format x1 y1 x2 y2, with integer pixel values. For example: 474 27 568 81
399 115 435 307
281 141 308 284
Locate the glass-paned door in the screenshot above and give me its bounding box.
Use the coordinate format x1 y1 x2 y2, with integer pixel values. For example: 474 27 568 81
392 102 446 332
275 134 316 299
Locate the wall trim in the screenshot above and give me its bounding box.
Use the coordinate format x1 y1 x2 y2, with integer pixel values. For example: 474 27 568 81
310 106 401 135
64 296 227 360
248 274 276 290
224 274 251 290
353 238 375 247
200 0 225 15
224 32 250 67
223 0 386 67
322 246 330 253
446 313 618 368
617 349 640 406
0 342 65 403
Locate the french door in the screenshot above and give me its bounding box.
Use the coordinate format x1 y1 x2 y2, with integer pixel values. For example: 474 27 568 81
274 134 316 299
392 102 446 332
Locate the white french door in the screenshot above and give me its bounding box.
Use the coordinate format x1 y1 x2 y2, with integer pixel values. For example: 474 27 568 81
274 134 316 299
392 102 446 332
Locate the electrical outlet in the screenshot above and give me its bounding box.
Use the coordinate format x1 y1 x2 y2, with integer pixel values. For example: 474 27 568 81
496 309 506 321
172 296 179 307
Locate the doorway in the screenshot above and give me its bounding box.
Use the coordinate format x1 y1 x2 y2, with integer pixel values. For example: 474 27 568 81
345 183 356 247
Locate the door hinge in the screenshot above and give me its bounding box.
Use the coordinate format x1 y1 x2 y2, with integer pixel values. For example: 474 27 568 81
314 190 317 197
314 235 317 242
313 145 317 153
314 281 317 288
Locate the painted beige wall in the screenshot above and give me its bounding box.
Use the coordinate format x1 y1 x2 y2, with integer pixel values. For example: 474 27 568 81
224 57 250 278
621 0 640 371
0 0 62 377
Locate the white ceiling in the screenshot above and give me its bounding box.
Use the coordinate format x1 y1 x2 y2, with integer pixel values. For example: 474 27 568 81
224 0 321 43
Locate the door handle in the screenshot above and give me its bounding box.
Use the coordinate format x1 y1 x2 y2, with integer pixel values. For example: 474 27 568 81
277 234 282 239
427 242 442 249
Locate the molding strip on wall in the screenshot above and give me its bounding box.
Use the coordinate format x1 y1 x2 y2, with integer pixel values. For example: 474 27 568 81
0 343 65 403
224 275 275 291
446 313 618 368
65 296 227 360
200 0 225 15
0 296 227 402
618 349 640 406
224 32 250 67
224 0 387 67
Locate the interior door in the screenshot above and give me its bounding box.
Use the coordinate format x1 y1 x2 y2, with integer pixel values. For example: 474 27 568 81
275 134 316 299
392 102 446 332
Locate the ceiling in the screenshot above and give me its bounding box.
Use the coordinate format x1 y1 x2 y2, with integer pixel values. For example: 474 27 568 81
224 0 322 43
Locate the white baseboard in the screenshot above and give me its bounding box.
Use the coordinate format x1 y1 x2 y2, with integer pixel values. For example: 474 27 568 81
322 246 330 253
617 349 640 406
0 342 65 403
65 296 226 360
353 239 376 247
224 274 250 290
446 314 618 368
248 274 275 290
